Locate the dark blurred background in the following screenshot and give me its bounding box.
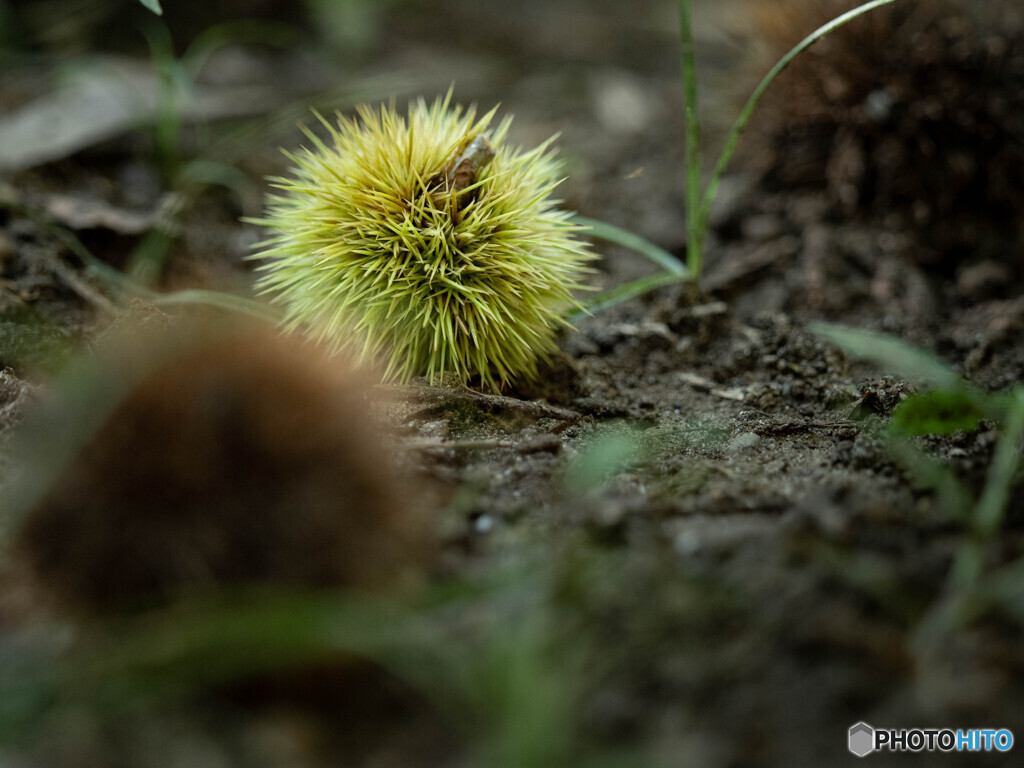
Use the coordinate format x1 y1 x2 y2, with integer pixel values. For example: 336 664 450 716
0 0 697 253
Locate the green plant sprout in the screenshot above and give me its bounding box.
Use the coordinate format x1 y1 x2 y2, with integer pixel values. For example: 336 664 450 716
814 323 1024 632
677 0 899 279
580 0 899 311
249 94 594 391
1 17 410 316
127 15 316 284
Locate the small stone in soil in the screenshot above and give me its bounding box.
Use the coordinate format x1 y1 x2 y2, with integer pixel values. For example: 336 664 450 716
726 432 761 453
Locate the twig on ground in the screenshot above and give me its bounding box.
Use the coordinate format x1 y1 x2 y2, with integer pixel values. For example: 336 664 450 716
382 383 582 424
457 385 581 422
400 437 515 453
751 420 858 436
678 372 747 402
36 246 118 315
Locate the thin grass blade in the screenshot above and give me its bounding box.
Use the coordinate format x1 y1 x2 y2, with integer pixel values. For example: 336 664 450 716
573 216 688 276
571 272 689 321
150 289 283 322
677 0 703 277
811 322 961 390
698 0 899 236
975 389 1024 536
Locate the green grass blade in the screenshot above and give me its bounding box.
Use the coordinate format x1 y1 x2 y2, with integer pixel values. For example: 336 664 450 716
150 289 283 322
677 0 703 278
573 216 688 277
138 0 162 15
698 0 899 237
811 322 962 390
571 272 689 321
181 20 306 80
981 556 1024 617
883 438 973 523
0 188 284 326
975 389 1024 536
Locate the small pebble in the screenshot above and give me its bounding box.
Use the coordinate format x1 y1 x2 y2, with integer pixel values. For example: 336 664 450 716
726 432 761 453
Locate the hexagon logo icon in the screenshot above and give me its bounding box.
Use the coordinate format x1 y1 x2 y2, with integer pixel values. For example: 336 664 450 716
849 722 875 757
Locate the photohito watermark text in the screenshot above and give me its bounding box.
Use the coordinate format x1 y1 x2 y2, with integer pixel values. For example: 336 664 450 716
848 723 1014 757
